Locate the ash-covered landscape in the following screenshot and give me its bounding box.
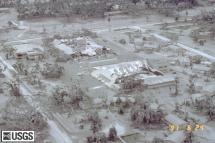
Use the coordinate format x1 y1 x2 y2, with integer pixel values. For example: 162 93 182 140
0 0 215 143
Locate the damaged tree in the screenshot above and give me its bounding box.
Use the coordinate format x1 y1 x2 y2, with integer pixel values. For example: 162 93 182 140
85 112 106 143
12 61 27 75
52 85 84 108
3 80 21 97
88 113 102 134
27 73 41 86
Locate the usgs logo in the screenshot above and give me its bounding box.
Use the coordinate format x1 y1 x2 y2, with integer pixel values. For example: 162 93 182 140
1 131 34 142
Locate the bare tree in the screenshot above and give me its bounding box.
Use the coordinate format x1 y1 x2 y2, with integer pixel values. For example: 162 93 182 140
88 113 102 134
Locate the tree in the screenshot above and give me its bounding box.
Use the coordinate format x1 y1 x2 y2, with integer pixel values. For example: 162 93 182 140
132 0 141 5
184 131 194 143
87 133 107 143
108 127 118 141
88 113 102 134
130 102 164 128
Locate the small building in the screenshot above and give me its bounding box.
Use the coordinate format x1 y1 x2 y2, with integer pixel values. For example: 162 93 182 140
12 44 44 60
144 75 176 89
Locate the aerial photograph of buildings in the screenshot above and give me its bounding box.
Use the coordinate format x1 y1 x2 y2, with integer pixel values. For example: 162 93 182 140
0 0 215 143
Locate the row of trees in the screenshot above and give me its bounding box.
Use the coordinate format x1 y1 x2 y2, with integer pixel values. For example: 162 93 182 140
85 113 118 143
16 0 198 19
130 102 164 128
16 0 134 19
52 84 84 108
0 0 15 7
